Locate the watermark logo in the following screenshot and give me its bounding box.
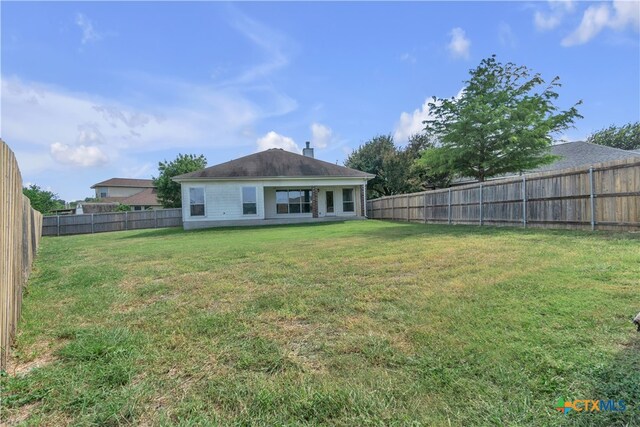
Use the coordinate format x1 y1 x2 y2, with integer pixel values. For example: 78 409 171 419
555 398 627 414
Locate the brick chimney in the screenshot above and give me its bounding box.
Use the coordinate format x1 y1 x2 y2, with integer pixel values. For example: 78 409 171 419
302 141 314 158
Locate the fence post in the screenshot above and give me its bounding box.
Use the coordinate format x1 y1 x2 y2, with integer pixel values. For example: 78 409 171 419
479 184 484 226
91 214 94 234
125 211 128 230
522 176 527 228
57 215 60 237
448 188 452 225
155 209 158 228
407 194 410 222
423 192 427 223
589 167 596 231
391 197 394 221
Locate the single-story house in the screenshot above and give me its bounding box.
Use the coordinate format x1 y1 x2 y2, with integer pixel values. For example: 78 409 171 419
89 178 162 211
172 143 374 229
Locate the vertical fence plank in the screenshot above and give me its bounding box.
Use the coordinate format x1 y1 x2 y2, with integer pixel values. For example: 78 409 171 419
522 176 527 228
448 188 452 225
479 184 484 226
589 167 596 231
424 193 428 224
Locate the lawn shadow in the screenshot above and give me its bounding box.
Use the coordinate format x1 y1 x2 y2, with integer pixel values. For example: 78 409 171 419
117 220 353 240
363 220 640 241
585 331 640 425
116 227 185 240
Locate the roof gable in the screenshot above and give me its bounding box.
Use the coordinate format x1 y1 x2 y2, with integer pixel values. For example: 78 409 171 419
173 149 373 180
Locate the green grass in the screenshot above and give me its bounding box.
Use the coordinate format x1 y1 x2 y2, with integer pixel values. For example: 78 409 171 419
2 221 639 426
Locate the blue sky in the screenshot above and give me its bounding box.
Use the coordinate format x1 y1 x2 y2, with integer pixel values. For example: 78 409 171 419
2 1 639 201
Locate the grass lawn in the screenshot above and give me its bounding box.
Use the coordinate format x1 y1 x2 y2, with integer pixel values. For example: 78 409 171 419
2 220 639 426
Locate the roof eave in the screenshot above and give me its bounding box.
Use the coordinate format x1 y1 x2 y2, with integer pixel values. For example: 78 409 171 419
172 174 375 183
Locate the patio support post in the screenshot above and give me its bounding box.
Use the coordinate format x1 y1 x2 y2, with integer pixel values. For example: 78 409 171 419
312 187 319 218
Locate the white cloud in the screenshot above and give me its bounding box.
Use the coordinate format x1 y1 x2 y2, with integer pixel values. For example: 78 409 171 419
393 99 433 143
75 13 102 44
393 89 466 143
50 142 108 167
534 11 563 30
562 0 639 46
310 123 333 149
400 52 417 64
498 22 517 47
447 27 470 59
1 74 295 173
534 0 576 31
256 131 300 153
220 8 292 86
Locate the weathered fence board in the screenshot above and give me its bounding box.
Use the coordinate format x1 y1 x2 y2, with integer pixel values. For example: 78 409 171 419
367 157 640 231
42 208 182 236
1 140 43 369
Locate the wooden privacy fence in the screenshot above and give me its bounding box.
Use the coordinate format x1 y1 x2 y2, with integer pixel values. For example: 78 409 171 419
367 157 640 231
42 208 182 236
1 140 43 369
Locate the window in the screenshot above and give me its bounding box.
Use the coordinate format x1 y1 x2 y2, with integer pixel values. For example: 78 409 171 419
98 189 108 198
276 189 312 214
343 188 354 212
189 187 205 216
242 187 257 215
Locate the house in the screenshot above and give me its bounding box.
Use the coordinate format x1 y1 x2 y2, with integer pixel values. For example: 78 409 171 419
89 178 162 211
530 140 640 173
452 140 640 186
172 143 374 229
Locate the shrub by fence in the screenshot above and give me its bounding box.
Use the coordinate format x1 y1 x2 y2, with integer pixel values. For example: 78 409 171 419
1 140 43 369
42 208 182 236
367 157 640 231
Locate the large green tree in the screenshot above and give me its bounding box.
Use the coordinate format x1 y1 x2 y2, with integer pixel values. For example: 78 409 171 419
153 154 207 208
587 122 640 151
345 134 450 198
23 184 65 214
345 135 396 198
422 55 582 182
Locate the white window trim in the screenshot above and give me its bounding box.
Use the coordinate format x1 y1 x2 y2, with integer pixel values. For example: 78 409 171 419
241 186 259 216
188 186 206 218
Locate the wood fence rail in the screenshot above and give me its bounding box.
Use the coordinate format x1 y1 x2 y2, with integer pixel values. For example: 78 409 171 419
1 140 43 369
366 157 640 231
42 208 182 236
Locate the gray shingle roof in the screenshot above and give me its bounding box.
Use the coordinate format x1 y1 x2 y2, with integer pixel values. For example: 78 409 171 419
532 141 640 172
173 149 374 180
91 178 155 189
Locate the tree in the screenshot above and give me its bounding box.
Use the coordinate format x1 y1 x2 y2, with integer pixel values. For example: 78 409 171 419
116 204 132 212
153 154 207 208
23 184 65 214
345 134 451 198
587 122 640 150
422 55 582 182
345 135 396 198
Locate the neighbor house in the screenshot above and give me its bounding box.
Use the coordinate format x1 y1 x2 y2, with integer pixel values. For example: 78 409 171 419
172 143 374 229
89 178 162 211
452 141 640 186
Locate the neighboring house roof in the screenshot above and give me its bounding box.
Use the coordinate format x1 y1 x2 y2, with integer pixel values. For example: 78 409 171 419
451 140 640 186
532 141 640 173
98 188 161 206
173 148 374 181
119 188 161 206
91 178 155 189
